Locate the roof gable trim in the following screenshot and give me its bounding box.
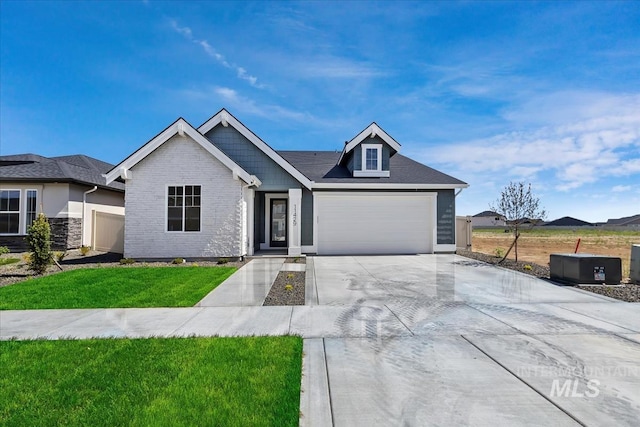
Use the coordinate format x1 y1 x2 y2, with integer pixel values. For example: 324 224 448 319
198 109 313 189
105 118 258 186
338 123 402 164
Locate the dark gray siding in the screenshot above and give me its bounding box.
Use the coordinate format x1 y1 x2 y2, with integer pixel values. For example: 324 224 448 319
346 152 355 174
301 188 313 246
205 125 301 191
437 190 455 245
382 144 390 171
254 192 265 250
353 145 362 170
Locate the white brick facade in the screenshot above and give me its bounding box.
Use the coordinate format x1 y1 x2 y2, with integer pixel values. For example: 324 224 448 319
124 135 244 259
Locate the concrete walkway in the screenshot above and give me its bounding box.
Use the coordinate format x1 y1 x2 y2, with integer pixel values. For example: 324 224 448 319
1 255 639 426
196 257 285 306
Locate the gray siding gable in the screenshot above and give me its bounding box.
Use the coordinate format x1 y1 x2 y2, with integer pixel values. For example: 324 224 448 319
345 135 393 173
204 125 301 191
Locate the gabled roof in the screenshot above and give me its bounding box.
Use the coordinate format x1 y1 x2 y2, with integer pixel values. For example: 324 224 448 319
338 122 401 165
606 214 640 226
544 216 592 227
198 109 313 189
104 117 259 186
0 153 124 191
473 210 503 218
278 151 467 189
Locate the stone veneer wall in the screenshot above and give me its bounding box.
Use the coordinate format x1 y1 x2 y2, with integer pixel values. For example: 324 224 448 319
49 217 82 250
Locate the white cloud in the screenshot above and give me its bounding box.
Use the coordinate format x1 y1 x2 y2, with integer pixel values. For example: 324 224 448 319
212 87 314 123
170 20 264 89
612 185 632 192
425 91 640 192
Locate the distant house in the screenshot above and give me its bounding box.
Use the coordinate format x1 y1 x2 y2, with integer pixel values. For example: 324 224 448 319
0 154 125 251
606 214 640 227
544 216 592 227
471 210 506 227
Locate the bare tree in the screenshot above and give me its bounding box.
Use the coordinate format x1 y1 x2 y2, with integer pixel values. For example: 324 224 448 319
490 182 546 262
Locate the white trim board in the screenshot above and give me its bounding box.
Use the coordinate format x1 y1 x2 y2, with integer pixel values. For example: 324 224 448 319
338 122 401 164
104 118 260 187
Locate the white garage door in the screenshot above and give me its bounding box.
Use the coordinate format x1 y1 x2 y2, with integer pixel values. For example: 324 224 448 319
316 192 434 255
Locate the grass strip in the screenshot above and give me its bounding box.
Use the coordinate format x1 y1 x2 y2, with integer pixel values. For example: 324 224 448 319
0 336 302 427
0 267 236 310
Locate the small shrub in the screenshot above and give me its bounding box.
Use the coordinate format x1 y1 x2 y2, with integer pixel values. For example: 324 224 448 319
22 253 32 263
287 273 294 279
54 251 67 262
217 257 229 265
523 264 533 271
293 256 300 263
172 257 185 264
25 213 53 274
0 258 19 266
119 258 135 265
494 247 505 258
192 262 199 267
284 284 293 291
0 246 9 255
79 246 91 256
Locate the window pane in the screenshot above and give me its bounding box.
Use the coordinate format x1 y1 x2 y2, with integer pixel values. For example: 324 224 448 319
193 186 201 196
167 207 183 231
366 148 378 170
27 190 37 228
1 190 20 212
0 213 19 234
185 207 200 231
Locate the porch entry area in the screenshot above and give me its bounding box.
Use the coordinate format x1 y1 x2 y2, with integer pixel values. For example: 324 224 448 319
255 189 302 256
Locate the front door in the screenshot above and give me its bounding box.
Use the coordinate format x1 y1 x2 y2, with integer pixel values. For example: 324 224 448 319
270 199 287 247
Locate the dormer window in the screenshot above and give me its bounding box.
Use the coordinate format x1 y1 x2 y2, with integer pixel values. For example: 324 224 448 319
364 144 381 171
353 143 389 177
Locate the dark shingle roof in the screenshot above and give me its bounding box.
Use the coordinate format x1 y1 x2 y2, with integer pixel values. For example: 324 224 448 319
0 154 124 191
473 210 503 218
544 216 592 227
277 151 466 185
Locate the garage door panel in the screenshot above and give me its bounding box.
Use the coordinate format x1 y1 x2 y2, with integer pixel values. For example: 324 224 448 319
317 193 433 255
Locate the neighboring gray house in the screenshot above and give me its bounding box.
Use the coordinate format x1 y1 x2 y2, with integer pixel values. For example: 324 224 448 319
471 210 506 227
544 216 592 227
0 154 125 251
105 109 467 259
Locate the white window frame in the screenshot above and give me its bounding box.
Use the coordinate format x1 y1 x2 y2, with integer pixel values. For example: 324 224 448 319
165 184 202 233
0 189 21 235
354 143 390 177
24 189 38 234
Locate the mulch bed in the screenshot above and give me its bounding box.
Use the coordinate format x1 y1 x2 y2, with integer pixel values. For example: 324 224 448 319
0 250 247 288
263 270 305 306
457 249 639 303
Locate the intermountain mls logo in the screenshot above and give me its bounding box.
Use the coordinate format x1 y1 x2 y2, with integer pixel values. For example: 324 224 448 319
549 379 600 398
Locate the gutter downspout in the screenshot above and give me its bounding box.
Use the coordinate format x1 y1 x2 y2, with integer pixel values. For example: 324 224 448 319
82 186 98 247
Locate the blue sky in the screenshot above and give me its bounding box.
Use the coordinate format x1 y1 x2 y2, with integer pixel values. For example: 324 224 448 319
1 1 639 222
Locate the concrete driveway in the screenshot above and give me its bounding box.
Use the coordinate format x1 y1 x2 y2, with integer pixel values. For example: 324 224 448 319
302 255 640 426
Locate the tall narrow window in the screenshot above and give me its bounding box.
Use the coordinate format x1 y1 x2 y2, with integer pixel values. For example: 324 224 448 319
184 185 201 232
167 185 201 232
26 190 37 230
365 148 378 170
0 190 20 234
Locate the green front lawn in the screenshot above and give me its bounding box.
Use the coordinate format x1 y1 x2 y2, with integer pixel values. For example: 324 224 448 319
0 267 236 310
0 336 302 427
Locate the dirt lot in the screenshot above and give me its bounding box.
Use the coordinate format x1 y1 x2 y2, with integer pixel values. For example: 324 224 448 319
473 229 640 279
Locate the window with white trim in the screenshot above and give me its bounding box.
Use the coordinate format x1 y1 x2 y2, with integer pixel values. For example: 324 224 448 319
167 185 201 232
361 143 382 171
26 190 37 230
0 190 20 234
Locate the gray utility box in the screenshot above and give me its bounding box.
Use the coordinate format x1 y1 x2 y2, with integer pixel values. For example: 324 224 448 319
550 253 622 285
631 245 640 284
